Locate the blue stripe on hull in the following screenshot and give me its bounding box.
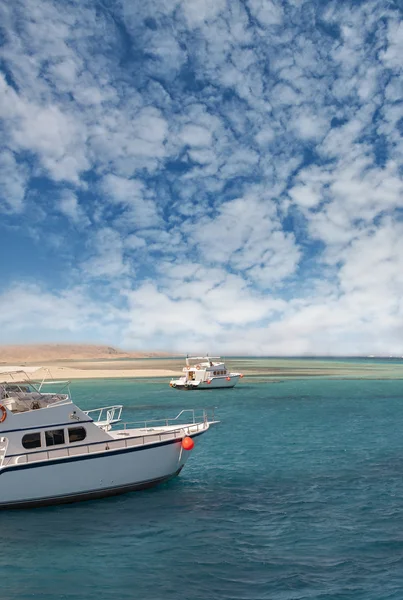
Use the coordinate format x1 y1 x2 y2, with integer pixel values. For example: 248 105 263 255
172 384 236 390
0 429 206 473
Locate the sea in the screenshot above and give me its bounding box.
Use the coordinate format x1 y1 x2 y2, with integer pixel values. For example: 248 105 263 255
2 368 403 599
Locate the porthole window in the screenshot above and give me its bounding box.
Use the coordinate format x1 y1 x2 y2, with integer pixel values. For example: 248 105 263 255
68 427 87 443
22 432 41 449
45 429 65 447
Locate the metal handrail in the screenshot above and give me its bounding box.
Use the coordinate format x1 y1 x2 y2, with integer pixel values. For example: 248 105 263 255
84 405 123 423
121 408 212 431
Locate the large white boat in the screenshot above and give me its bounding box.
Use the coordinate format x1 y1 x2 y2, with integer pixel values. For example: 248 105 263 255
0 366 217 508
170 356 243 390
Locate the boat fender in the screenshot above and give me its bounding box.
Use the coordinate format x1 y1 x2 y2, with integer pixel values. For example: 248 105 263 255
226 377 231 381
207 379 211 384
196 366 200 370
182 436 194 450
0 405 7 423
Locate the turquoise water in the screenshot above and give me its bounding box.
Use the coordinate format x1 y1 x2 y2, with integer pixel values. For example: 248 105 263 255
2 378 403 599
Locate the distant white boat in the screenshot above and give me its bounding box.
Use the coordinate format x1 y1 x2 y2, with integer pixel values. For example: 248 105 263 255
170 356 243 390
0 366 218 508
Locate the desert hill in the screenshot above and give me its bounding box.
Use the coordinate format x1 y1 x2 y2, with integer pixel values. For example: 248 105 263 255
0 344 164 364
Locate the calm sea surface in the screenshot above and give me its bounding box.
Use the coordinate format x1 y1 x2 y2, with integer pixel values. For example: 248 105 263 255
2 374 403 599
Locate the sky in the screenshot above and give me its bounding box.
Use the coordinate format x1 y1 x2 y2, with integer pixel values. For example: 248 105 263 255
0 0 402 356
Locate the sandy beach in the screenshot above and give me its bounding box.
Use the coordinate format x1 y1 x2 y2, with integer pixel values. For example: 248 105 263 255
3 364 180 381
2 355 403 382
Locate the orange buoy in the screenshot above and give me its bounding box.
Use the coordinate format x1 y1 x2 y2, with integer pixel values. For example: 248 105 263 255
207 379 211 384
240 373 244 378
181 436 194 450
226 376 231 381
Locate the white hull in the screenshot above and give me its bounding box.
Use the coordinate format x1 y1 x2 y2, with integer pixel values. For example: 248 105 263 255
173 376 240 390
0 435 198 508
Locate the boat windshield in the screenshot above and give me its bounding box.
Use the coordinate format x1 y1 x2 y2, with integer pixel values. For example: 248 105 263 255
0 381 70 413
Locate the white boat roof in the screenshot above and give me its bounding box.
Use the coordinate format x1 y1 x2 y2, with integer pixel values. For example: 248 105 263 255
189 356 221 360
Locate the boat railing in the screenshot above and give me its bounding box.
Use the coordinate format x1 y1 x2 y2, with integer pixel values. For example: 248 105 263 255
3 422 207 467
121 408 214 431
84 405 123 424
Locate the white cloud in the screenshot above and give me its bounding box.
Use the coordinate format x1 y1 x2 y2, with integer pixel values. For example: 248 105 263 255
101 175 145 204
82 228 130 279
0 283 126 342
180 124 212 147
0 150 27 212
247 0 283 27
190 191 300 287
380 20 403 70
0 74 89 183
100 175 160 229
58 190 89 225
292 112 329 141
181 0 226 27
1 0 403 355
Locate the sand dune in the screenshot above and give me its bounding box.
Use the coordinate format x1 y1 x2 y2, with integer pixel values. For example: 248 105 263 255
0 344 165 364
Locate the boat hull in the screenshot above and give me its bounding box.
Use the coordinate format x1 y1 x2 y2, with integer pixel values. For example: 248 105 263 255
0 437 192 509
171 375 240 390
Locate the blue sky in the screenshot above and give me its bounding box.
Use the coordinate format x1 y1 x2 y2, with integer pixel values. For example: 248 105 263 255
0 0 402 355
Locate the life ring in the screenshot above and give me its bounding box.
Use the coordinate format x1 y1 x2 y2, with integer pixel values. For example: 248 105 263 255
0 405 7 423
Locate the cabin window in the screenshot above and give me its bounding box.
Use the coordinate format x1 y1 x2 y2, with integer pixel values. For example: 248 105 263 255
45 429 65 447
68 427 86 443
22 432 41 450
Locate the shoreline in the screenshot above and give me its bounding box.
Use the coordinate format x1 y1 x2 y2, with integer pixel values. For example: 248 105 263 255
1 356 403 382
0 366 179 382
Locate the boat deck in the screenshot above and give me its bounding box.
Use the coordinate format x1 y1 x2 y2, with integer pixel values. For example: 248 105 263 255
1 420 213 468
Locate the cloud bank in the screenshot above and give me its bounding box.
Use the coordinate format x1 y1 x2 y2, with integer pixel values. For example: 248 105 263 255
0 0 402 355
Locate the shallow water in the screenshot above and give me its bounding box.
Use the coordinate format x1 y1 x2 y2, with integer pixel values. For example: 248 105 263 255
3 377 403 599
